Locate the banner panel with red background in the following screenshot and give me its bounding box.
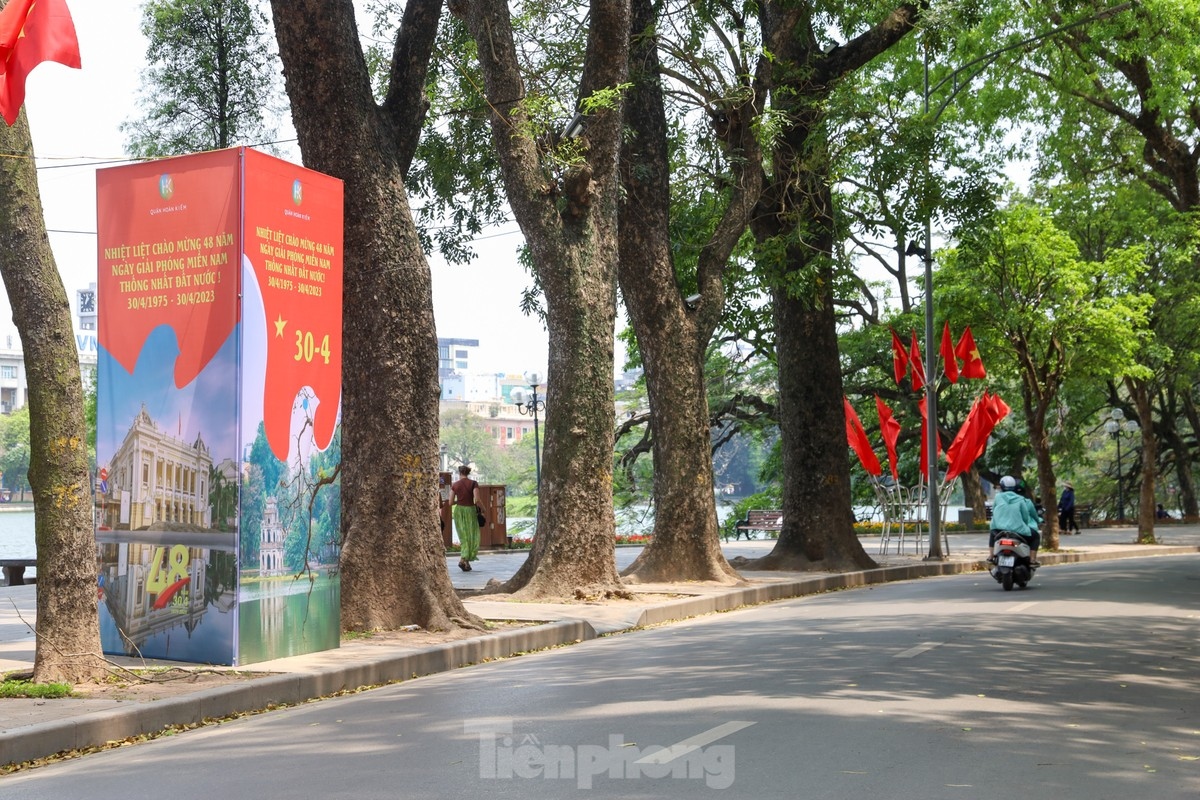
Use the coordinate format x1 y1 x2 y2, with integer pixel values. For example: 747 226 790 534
95 149 343 665
95 150 242 664
236 149 343 664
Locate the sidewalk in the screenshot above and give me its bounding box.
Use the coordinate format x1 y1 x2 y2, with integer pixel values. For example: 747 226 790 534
3 525 1199 768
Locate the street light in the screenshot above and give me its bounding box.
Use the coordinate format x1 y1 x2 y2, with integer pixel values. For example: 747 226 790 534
510 372 545 494
1104 408 1139 522
915 2 1133 560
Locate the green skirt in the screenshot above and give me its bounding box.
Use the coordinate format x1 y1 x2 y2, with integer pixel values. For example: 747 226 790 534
453 504 480 561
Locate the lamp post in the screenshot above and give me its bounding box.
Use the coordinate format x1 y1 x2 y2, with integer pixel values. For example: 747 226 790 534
1104 408 1139 522
915 2 1132 560
510 372 545 494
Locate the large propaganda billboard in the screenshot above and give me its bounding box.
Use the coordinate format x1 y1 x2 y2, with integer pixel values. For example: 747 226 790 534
95 148 343 665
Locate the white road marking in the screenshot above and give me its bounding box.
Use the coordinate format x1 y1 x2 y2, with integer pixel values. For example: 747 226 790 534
895 641 944 659
1077 579 1103 586
1006 601 1038 613
633 721 756 765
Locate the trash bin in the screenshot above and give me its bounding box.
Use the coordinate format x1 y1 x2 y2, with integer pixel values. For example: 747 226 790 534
957 509 974 528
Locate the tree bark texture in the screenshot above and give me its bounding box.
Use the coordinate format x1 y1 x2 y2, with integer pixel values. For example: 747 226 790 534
962 466 987 526
616 0 761 584
271 0 478 630
1127 377 1158 544
454 0 628 597
0 112 105 683
739 2 918 571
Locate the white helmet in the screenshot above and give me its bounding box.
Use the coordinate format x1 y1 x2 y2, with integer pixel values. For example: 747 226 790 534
999 475 1017 490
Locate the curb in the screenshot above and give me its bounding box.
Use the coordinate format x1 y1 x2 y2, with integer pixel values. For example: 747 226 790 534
0 619 594 768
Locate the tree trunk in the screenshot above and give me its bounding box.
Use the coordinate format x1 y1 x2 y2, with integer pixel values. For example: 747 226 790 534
1171 390 1199 519
0 112 105 683
747 136 875 572
455 0 627 597
735 3 917 572
271 0 478 630
1128 377 1157 544
962 466 987 527
1031 418 1058 551
616 0 755 585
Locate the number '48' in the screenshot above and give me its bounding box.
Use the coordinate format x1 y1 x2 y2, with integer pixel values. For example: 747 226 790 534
294 330 332 364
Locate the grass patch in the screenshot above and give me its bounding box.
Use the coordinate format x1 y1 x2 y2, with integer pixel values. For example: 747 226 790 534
0 679 73 699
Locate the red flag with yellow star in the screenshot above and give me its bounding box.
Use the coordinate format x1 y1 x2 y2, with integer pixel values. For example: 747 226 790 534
955 325 987 379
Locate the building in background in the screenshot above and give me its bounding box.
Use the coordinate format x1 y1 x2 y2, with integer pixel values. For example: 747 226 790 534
0 282 98 414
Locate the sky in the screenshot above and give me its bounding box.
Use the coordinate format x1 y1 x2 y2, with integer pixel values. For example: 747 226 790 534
18 2 553 380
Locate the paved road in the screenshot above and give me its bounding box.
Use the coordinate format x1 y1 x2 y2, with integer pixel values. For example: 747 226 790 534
4 555 1198 798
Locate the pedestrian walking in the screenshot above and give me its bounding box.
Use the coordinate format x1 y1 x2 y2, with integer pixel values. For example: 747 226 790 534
450 465 481 571
1058 481 1079 534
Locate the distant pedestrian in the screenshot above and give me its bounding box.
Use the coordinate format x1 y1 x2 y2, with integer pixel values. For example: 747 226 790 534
451 465 481 571
1156 503 1171 520
1058 481 1079 534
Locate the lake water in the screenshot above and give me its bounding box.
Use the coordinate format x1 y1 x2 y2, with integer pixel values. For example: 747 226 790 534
0 509 35 578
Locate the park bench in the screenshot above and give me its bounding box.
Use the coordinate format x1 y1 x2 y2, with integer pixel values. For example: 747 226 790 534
730 510 782 541
0 559 36 586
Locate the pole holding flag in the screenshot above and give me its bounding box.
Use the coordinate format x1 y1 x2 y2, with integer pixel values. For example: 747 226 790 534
0 0 81 126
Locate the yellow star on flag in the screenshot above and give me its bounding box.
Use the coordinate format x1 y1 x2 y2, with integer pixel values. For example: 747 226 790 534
274 315 287 337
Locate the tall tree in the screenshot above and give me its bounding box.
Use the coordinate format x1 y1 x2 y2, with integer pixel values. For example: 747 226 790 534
0 111 104 683
124 0 279 156
1013 0 1200 532
270 0 479 630
938 201 1152 549
451 0 628 597
739 2 920 572
615 0 764 584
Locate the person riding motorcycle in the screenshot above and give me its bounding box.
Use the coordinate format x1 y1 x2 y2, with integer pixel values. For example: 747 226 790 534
989 475 1041 564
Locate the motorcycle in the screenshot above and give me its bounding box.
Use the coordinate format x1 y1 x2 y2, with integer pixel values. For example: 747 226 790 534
989 532 1037 591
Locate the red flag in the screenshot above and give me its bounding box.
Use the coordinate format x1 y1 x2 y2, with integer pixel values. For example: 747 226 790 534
955 325 987 379
940 321 959 384
844 397 882 477
875 395 901 482
889 328 909 385
976 392 1010 460
0 0 81 126
909 329 925 391
944 391 1011 481
945 394 987 482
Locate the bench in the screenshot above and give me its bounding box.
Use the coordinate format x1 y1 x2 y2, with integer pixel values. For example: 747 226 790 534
730 510 782 541
0 559 36 586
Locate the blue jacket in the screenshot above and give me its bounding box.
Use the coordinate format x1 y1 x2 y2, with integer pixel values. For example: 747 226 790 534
991 490 1038 536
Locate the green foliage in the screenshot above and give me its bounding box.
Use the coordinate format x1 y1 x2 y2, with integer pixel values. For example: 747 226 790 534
84 370 97 463
940 199 1152 388
0 406 31 494
123 0 280 157
0 679 72 698
441 408 500 475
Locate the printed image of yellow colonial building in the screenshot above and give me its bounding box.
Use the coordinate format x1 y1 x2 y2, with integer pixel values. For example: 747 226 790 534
100 404 218 532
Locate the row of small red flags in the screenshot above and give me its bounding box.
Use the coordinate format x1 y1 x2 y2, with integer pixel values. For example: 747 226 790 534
891 323 986 389
845 325 1007 484
1 0 81 126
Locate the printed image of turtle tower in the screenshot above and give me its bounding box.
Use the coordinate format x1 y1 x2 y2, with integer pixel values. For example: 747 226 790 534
95 148 343 665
